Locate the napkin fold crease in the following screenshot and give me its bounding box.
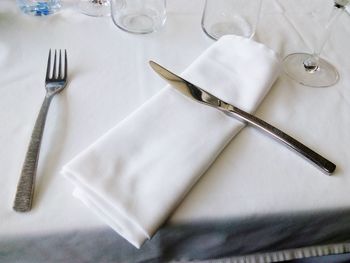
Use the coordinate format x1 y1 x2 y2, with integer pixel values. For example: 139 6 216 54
62 35 281 248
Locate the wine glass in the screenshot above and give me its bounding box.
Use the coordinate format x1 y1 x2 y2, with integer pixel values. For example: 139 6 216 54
283 0 349 87
78 0 110 17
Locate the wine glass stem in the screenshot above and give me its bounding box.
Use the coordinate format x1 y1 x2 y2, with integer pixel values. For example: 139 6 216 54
303 2 345 72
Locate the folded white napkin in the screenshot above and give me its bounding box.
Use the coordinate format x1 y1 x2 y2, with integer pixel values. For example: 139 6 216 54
62 35 280 248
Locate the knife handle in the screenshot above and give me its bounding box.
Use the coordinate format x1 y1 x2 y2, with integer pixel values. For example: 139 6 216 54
226 105 336 174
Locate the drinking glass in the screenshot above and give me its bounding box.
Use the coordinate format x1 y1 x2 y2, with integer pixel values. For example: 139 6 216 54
110 0 166 34
283 0 349 87
201 0 262 40
78 0 110 17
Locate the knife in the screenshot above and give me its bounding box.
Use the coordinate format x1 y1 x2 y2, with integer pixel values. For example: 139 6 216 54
149 60 336 175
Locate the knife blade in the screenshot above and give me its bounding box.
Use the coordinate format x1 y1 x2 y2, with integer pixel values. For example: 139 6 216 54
149 60 336 175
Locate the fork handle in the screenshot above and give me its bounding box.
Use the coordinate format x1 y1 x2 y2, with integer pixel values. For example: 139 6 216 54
13 95 53 212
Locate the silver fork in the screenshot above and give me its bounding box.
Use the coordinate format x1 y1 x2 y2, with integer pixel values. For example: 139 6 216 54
13 49 68 212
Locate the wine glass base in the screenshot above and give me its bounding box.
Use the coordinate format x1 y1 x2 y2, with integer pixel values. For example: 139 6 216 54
78 0 110 17
283 53 339 88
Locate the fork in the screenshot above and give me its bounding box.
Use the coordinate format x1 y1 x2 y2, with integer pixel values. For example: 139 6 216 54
13 49 68 212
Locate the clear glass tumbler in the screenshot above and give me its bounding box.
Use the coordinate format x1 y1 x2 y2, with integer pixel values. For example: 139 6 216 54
16 0 61 16
201 0 262 40
110 0 167 34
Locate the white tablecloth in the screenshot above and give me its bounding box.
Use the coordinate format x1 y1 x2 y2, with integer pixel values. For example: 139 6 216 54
1 0 350 260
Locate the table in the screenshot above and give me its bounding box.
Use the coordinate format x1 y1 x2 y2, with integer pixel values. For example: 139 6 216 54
1 0 350 262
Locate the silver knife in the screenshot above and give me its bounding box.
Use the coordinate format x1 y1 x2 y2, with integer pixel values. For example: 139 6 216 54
149 61 336 175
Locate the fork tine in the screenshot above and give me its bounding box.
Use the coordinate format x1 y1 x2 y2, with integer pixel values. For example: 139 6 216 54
46 49 51 81
58 50 62 79
64 50 67 80
52 50 57 79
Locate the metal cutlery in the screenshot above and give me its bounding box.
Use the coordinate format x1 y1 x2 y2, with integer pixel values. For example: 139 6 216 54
149 61 336 175
13 49 68 212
